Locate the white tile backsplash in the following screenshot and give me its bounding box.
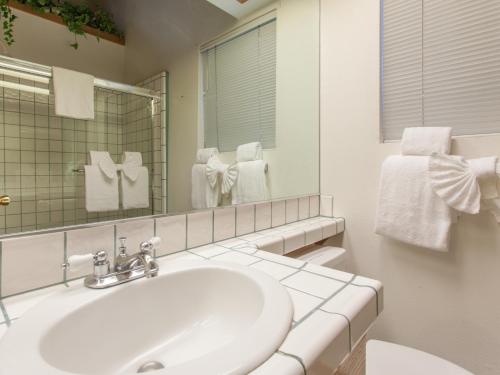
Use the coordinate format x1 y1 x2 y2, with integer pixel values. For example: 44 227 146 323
116 218 155 254
310 195 320 217
255 202 272 231
298 197 310 220
271 200 286 227
0 195 345 298
213 207 236 242
1 232 64 297
236 204 255 236
155 214 187 256
285 199 299 223
187 210 213 248
320 195 334 217
66 224 115 279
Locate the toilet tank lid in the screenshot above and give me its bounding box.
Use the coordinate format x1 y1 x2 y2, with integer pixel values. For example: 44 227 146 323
298 246 346 266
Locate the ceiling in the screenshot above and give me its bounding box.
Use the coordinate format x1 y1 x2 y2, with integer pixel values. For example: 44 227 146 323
205 0 276 19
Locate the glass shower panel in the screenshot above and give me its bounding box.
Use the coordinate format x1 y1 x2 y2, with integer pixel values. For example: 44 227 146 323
0 73 163 235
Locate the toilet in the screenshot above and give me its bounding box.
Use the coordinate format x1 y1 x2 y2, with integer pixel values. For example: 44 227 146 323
297 245 347 270
366 340 474 375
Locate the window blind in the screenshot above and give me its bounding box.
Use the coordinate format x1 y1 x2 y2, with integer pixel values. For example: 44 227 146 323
382 0 500 140
202 20 276 151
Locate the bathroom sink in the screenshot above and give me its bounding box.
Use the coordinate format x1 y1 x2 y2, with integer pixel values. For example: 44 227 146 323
0 259 293 375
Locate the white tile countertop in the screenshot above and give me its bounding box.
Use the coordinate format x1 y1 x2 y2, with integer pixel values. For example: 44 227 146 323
0 217 383 375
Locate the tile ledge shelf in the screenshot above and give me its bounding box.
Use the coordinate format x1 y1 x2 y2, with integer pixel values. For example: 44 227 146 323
0 217 382 375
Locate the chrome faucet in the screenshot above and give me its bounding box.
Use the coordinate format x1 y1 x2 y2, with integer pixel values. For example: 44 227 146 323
63 236 161 289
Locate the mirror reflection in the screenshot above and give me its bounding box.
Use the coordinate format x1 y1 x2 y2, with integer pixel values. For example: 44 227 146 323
0 0 319 235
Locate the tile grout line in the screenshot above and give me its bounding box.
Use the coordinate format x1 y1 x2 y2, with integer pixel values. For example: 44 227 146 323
319 309 353 351
277 350 307 375
292 275 356 329
0 300 10 327
63 231 68 286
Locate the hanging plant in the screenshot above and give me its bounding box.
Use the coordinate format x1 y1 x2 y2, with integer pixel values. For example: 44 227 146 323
0 0 17 46
0 0 123 49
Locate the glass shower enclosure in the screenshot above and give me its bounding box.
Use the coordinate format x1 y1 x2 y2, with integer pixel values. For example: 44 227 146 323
0 56 167 235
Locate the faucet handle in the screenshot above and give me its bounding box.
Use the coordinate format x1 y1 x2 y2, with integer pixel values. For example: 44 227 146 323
118 237 127 256
140 236 161 254
62 253 94 271
62 251 110 277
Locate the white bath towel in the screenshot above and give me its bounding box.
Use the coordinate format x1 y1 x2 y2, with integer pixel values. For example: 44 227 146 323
429 154 499 218
120 152 149 209
236 142 263 162
196 148 219 164
52 66 94 120
401 127 452 156
231 160 269 205
84 165 119 212
375 155 452 251
429 153 481 214
206 155 228 189
192 164 219 209
89 151 117 178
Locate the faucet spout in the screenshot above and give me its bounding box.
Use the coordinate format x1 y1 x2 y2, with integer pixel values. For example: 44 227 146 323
138 252 159 278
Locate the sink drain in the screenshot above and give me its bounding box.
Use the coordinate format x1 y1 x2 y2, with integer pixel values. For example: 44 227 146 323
137 361 165 373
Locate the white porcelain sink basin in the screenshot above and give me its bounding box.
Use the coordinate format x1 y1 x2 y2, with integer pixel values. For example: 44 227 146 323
0 259 293 375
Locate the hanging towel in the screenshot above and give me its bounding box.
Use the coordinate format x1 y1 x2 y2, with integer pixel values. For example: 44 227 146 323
468 157 498 200
236 142 263 162
85 151 118 212
52 66 94 120
231 160 269 205
375 155 452 251
222 163 238 195
120 152 149 209
206 155 228 189
401 127 452 156
429 153 481 214
192 164 219 209
196 148 219 164
468 157 499 222
429 154 499 219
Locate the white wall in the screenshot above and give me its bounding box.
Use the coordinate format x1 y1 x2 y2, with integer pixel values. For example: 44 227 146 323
167 49 200 213
2 9 125 81
320 1 500 374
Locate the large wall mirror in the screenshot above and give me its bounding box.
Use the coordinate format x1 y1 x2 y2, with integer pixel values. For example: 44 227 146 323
0 0 319 236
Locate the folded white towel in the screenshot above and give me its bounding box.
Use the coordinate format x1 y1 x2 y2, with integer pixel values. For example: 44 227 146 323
84 165 119 212
236 142 263 162
401 127 452 156
206 155 228 189
375 155 452 251
120 152 149 209
232 160 269 205
429 153 481 214
469 157 499 222
468 156 498 200
52 66 94 120
196 148 219 164
192 164 219 209
429 154 499 218
89 151 117 178
222 163 238 195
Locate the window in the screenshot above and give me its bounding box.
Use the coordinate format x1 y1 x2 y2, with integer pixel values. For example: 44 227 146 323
381 0 500 140
202 19 276 151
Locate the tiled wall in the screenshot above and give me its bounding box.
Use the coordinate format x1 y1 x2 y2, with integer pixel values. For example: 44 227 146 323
0 72 168 234
0 195 329 298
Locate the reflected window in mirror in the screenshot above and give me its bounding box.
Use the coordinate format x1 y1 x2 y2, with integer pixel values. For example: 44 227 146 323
201 19 276 152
